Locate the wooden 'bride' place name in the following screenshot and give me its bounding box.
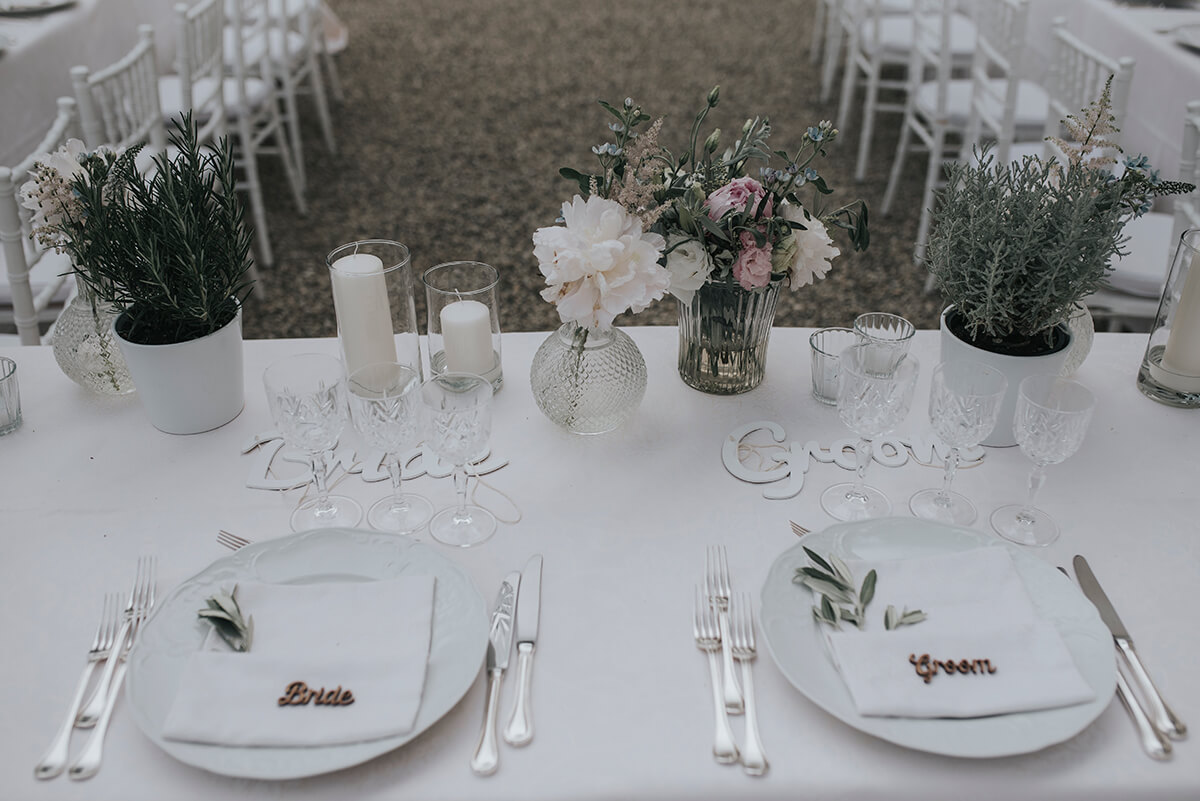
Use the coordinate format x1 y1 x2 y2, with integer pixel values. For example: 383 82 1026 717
278 681 356 707
909 653 997 684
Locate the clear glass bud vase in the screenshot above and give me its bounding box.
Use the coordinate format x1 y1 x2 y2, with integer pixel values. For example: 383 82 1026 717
529 323 647 434
676 277 781 394
51 282 135 395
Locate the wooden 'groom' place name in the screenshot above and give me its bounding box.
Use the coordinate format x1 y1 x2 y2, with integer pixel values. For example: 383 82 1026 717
909 653 997 684
278 681 356 707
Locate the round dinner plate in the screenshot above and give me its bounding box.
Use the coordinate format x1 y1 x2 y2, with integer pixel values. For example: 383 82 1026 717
0 1 75 15
125 528 489 779
759 517 1115 758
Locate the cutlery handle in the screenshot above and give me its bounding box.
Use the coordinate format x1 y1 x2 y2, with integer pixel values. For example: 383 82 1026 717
737 661 768 776
503 643 534 747
1117 639 1187 740
1116 668 1172 760
715 609 743 714
34 661 98 780
68 660 126 780
76 619 130 728
705 651 739 764
470 669 503 775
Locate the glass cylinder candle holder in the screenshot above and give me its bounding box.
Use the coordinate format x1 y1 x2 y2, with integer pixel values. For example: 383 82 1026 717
1137 229 1200 408
421 261 503 390
327 240 423 381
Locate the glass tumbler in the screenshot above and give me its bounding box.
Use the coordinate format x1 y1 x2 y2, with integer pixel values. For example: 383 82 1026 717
809 327 859 405
853 312 916 375
422 261 503 390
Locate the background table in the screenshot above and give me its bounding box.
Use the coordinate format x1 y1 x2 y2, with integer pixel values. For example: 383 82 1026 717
1 328 1197 800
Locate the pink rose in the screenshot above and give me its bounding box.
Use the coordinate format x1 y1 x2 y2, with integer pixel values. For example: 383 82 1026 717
732 231 774 290
705 177 770 221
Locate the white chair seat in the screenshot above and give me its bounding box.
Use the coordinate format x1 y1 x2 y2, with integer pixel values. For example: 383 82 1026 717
862 13 976 57
224 26 305 69
1105 211 1175 298
916 78 1048 132
0 250 74 307
159 74 272 121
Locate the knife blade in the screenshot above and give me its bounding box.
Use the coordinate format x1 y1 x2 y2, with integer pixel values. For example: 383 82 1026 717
504 554 543 746
470 571 521 776
1074 555 1187 740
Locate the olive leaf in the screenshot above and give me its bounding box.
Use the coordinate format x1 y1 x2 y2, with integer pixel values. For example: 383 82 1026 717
800 551 922 633
883 605 926 631
198 584 253 652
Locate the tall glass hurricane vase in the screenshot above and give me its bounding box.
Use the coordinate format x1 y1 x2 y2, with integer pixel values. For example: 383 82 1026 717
52 281 135 395
530 323 647 434
677 276 781 394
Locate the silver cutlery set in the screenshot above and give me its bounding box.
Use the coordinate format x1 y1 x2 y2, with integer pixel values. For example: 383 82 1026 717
472 553 542 775
35 556 157 781
693 545 768 776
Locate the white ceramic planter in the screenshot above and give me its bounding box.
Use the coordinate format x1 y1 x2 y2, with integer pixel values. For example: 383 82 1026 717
939 307 1072 447
115 308 245 434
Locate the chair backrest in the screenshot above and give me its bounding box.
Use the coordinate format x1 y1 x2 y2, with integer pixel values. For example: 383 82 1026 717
0 98 80 345
1040 18 1135 160
227 0 280 106
1172 99 1200 245
961 0 1030 163
71 25 167 153
907 0 957 117
174 0 226 144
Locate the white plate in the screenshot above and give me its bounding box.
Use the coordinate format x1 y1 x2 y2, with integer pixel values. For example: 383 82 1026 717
1177 24 1200 54
126 528 489 779
760 517 1115 758
0 1 75 15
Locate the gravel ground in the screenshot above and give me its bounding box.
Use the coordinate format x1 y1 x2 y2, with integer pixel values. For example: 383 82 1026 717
241 0 945 339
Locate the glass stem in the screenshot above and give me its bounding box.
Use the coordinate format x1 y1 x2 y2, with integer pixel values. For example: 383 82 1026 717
452 464 470 522
937 447 961 507
1017 464 1048 525
310 450 335 515
849 438 873 501
388 455 409 512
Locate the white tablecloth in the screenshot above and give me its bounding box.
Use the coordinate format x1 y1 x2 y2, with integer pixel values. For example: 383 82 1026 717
0 0 177 166
1025 0 1200 174
1 328 1197 800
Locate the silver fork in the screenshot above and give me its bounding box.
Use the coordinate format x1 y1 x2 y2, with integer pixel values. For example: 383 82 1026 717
693 586 739 765
731 593 769 776
33 595 120 780
69 572 156 780
76 557 155 728
705 546 743 713
789 521 811 537
216 530 251 551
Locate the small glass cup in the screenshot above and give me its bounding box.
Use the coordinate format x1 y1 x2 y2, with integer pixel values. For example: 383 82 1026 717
853 312 916 376
1137 228 1200 408
0 357 22 436
327 240 423 381
422 261 503 390
809 327 859 405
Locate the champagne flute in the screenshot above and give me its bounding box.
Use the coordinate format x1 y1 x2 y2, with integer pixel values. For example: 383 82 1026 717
263 353 362 532
910 361 1008 524
347 362 434 535
420 372 495 547
820 344 920 521
992 375 1095 547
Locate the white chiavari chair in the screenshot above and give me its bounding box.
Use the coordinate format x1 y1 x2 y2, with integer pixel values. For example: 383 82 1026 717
71 26 168 160
817 0 914 102
0 98 80 346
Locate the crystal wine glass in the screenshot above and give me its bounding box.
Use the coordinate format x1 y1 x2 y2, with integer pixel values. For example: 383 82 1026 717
347 362 434 535
991 374 1095 547
419 372 495 547
820 344 920 521
263 353 363 532
909 361 1008 525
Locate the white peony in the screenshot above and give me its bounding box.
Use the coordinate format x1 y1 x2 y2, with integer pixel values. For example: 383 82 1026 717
533 194 669 330
780 202 840 290
663 234 713 305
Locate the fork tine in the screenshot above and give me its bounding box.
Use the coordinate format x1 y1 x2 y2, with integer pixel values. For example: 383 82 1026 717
217 530 250 550
718 546 732 597
790 521 810 537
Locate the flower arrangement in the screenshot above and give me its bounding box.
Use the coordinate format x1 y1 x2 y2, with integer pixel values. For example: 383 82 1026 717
21 116 255 346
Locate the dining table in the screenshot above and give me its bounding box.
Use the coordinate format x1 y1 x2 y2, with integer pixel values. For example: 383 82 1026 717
1 326 1197 800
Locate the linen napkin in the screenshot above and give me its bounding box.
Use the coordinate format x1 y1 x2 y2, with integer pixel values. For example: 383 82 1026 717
161 576 435 747
820 547 1095 719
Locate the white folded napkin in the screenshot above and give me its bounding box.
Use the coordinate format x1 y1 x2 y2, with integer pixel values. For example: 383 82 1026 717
161 576 435 747
821 547 1095 719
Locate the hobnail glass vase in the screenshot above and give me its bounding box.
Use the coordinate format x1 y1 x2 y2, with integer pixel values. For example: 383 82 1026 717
52 282 135 395
676 276 781 394
529 323 647 434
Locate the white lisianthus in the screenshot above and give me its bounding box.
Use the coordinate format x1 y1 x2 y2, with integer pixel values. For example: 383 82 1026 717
780 202 840 290
20 139 92 247
664 234 713 305
533 194 669 331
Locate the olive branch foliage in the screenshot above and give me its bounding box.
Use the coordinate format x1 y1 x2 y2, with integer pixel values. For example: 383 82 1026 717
794 547 925 632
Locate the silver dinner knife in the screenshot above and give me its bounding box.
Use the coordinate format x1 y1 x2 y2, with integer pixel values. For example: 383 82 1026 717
504 554 542 746
470 571 521 776
1074 555 1187 741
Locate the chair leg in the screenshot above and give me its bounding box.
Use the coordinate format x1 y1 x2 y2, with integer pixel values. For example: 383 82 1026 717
235 120 275 269
278 73 307 194
836 47 858 133
882 112 915 215
914 126 947 265
306 49 337 154
822 11 846 104
270 101 308 216
854 67 880 182
320 45 343 103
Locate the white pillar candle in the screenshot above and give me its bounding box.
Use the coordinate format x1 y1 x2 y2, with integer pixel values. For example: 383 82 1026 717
330 253 397 377
1157 249 1200 393
440 300 494 375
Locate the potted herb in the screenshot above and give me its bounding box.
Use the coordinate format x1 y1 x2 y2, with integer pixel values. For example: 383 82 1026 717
926 80 1192 444
23 115 255 433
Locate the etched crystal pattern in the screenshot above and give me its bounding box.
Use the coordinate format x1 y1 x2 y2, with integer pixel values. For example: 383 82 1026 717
51 285 135 395
530 323 647 434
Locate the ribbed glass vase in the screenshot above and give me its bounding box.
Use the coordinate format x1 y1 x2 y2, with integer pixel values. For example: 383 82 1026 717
676 277 781 394
51 282 135 395
530 323 647 434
